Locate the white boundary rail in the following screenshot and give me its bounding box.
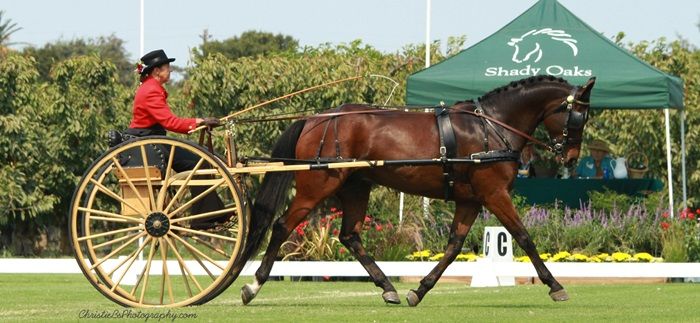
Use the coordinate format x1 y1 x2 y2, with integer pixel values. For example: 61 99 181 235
1 259 699 278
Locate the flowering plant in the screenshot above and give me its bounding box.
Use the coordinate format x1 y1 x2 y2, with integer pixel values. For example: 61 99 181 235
280 208 405 261
405 250 480 261
660 208 700 262
513 251 662 263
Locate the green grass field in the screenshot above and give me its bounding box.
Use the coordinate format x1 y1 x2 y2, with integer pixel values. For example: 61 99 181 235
1 274 698 322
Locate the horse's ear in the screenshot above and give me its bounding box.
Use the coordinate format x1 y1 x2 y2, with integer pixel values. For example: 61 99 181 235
577 77 596 102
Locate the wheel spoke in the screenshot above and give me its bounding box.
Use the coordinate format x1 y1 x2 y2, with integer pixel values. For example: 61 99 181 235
139 239 158 304
78 226 142 242
164 158 205 214
79 207 144 224
89 231 147 270
169 179 225 218
129 257 149 296
163 236 203 293
170 207 237 224
168 232 224 272
157 145 177 210
111 157 150 215
94 232 140 250
110 236 152 288
159 238 175 304
171 235 216 280
191 236 231 258
89 178 147 218
139 145 158 213
170 224 237 242
87 216 128 224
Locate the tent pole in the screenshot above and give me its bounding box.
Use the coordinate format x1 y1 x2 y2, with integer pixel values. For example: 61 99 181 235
664 108 675 218
138 0 145 262
419 0 433 219
680 110 687 210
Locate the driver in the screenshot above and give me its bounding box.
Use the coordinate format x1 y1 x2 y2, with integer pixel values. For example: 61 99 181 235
126 49 224 227
128 49 218 137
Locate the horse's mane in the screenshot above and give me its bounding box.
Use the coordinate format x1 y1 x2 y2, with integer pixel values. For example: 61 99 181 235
464 75 570 104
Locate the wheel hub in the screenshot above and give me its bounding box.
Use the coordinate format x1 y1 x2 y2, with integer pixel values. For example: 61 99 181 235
145 212 170 237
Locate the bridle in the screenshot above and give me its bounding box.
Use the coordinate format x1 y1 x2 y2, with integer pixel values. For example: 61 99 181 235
542 86 590 156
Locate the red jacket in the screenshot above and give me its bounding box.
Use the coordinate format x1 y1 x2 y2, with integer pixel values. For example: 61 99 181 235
129 76 197 134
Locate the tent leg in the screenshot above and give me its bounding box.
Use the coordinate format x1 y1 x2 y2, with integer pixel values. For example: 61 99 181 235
399 192 405 224
664 109 675 218
680 110 687 210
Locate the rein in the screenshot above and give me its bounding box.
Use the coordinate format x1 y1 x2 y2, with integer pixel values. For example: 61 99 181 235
237 95 589 152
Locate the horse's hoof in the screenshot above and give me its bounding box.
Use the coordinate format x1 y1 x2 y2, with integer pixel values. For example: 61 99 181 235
241 284 257 305
406 289 421 307
382 291 400 304
549 288 569 302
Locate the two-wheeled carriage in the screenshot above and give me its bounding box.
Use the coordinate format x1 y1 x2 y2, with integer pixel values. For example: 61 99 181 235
70 75 596 307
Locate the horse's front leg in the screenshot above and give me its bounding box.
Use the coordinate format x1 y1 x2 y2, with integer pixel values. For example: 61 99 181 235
482 189 568 301
337 181 400 304
406 201 480 307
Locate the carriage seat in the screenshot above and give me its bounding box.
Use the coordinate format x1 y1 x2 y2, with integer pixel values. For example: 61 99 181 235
115 166 162 216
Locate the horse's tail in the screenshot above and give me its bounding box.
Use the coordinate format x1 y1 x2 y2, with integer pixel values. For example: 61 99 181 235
241 120 306 262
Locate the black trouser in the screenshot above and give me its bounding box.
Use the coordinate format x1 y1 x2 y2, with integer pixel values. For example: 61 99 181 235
170 145 225 220
124 127 225 221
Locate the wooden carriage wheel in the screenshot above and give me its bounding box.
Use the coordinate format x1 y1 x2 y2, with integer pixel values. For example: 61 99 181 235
69 136 248 307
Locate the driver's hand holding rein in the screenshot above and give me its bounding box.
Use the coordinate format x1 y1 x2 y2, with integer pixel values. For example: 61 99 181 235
129 49 219 136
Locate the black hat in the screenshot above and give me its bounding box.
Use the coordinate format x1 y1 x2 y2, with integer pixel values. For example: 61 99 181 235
138 49 175 76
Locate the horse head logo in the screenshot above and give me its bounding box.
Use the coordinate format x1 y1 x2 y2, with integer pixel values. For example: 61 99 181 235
507 28 578 63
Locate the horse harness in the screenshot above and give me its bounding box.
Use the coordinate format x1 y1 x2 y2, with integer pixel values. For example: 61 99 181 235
304 86 588 201
432 85 588 200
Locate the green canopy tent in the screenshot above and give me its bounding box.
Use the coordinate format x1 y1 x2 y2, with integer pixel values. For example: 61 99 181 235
406 0 686 214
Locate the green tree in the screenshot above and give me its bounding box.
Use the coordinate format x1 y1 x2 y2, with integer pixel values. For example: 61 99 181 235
22 35 134 84
0 53 60 255
192 30 299 61
37 55 132 254
0 10 21 48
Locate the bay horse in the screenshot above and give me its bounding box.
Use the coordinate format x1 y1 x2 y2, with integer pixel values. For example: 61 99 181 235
240 75 596 306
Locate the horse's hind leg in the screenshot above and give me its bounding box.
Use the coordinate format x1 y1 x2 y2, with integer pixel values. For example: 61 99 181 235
482 189 568 301
406 201 480 307
336 179 400 304
241 185 330 305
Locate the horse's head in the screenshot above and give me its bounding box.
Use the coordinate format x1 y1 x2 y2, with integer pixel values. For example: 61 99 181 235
507 28 578 63
541 77 596 167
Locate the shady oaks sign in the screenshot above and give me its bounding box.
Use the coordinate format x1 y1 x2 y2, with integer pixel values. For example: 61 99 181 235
484 28 593 78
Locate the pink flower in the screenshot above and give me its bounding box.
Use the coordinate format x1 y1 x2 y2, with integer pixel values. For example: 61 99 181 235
364 215 371 223
375 224 383 232
330 207 337 212
662 212 669 219
332 229 339 236
339 247 347 254
661 222 670 230
695 209 700 214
